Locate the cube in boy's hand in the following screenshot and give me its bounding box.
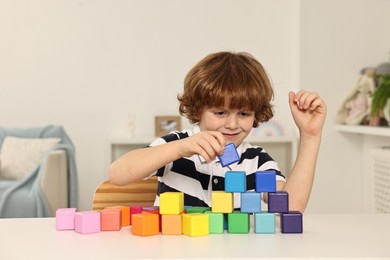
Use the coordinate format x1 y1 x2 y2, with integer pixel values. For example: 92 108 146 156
218 143 240 167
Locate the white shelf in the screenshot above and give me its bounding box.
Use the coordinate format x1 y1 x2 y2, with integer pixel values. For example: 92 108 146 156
335 124 390 137
109 135 155 145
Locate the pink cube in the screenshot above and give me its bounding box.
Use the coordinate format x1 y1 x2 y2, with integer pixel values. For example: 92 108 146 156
74 211 101 234
56 208 77 230
130 205 144 225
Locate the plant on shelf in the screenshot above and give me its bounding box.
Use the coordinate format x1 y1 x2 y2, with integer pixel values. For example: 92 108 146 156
370 74 390 125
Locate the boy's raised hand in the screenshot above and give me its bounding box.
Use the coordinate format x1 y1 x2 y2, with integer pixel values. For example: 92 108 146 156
178 131 225 163
288 90 327 137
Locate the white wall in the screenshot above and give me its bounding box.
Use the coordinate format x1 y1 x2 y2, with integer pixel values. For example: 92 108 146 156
0 0 389 213
0 0 298 211
300 0 390 213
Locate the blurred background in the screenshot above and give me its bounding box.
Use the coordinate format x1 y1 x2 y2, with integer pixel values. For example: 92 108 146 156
0 0 389 213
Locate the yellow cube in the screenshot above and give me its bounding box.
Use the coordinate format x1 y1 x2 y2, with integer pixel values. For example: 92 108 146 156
212 191 233 213
182 213 209 237
160 192 184 215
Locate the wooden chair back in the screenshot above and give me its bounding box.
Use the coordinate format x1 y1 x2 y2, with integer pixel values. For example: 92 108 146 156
92 177 158 211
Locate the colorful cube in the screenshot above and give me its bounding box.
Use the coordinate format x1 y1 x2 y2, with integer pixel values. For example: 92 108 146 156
254 212 275 234
225 171 246 192
161 214 182 235
185 206 210 214
74 211 101 234
255 171 276 192
142 208 160 215
160 192 184 215
132 212 160 236
281 211 303 233
218 143 240 167
241 192 261 213
204 211 224 234
105 206 130 226
212 191 233 213
100 208 121 231
223 213 228 230
56 208 76 230
130 205 144 225
143 210 162 232
182 213 209 237
228 211 250 234
142 206 160 212
268 191 289 213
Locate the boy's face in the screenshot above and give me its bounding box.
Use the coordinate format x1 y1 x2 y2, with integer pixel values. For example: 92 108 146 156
198 107 255 147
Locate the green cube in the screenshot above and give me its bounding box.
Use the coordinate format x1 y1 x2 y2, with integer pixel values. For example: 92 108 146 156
186 206 211 214
204 211 224 234
228 211 250 234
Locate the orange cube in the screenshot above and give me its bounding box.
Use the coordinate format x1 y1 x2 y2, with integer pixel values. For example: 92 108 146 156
101 208 121 231
105 206 130 226
143 210 162 232
132 213 160 236
161 214 182 235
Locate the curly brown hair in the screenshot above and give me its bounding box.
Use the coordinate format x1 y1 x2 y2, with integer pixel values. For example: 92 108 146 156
178 51 274 127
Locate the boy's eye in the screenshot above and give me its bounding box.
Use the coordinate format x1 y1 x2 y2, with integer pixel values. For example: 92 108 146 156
239 112 251 117
214 111 225 116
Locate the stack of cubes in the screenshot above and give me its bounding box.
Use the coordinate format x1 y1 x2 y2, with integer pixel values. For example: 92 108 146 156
216 142 302 234
56 143 302 236
127 170 302 236
216 170 302 234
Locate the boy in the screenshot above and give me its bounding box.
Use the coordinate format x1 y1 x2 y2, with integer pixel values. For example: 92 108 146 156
109 51 327 212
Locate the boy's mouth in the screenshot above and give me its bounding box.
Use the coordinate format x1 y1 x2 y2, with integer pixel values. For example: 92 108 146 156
223 133 239 139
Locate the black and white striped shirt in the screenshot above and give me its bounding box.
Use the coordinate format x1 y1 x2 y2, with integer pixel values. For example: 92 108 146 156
148 126 285 208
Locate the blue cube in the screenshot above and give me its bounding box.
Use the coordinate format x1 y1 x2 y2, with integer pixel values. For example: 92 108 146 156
268 191 289 213
223 213 228 230
218 143 240 167
254 212 275 234
255 171 276 193
225 171 246 192
241 192 261 213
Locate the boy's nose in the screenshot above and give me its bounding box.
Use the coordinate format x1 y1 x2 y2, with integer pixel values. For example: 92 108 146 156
225 115 238 129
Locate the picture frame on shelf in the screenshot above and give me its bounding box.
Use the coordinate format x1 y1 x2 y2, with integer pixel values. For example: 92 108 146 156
155 116 181 137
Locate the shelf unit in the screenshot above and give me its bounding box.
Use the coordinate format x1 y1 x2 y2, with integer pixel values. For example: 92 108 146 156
108 135 297 176
335 124 390 213
334 124 390 137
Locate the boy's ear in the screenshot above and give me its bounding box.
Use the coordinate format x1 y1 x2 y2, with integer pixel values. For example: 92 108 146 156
194 109 203 121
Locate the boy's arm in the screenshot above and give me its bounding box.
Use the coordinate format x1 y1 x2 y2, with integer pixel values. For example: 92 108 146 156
279 90 327 212
109 140 183 185
109 131 225 185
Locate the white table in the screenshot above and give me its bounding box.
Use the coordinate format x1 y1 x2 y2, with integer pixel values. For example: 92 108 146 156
1 214 389 259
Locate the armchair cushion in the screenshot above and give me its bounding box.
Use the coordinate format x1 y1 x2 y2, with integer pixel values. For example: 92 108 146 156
0 136 60 180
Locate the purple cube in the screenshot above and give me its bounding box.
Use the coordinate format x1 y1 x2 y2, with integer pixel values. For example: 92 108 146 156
281 211 303 233
218 143 240 167
268 191 289 213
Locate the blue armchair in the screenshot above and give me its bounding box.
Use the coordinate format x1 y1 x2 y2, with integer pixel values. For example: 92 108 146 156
0 125 78 217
